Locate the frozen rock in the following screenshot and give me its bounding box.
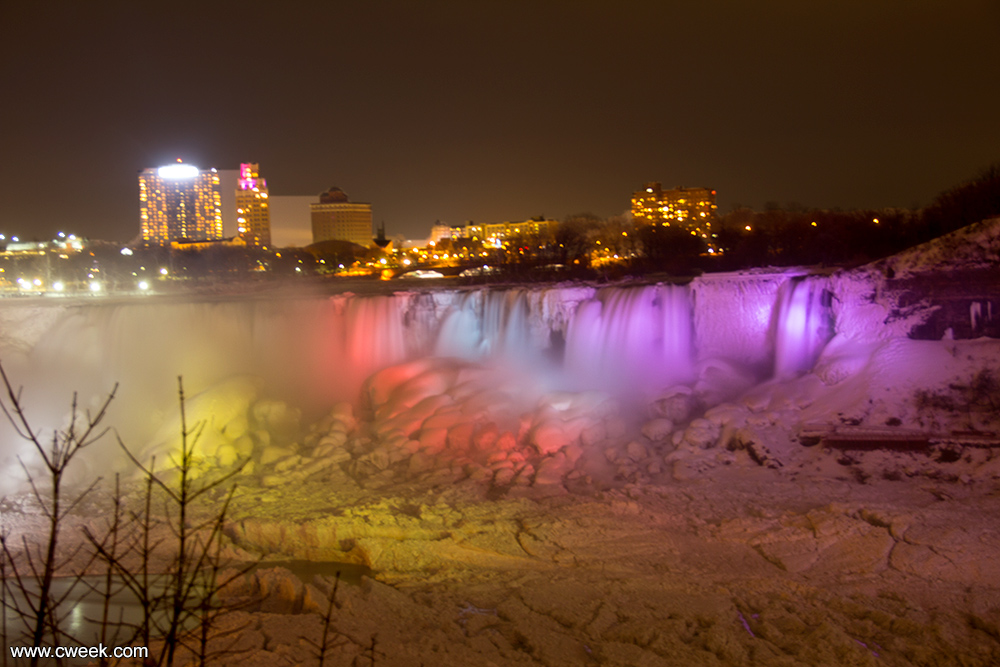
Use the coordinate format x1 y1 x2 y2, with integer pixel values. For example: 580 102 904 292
231 434 255 458
408 452 436 474
273 454 302 473
215 443 239 467
625 441 648 461
534 453 568 485
495 431 518 451
683 418 720 449
472 424 500 451
514 464 535 485
141 375 262 462
359 447 391 471
252 399 301 436
312 443 351 463
486 450 509 466
446 421 476 451
650 386 699 423
253 429 271 448
422 409 464 432
493 467 516 486
641 418 674 441
363 358 444 414
732 425 794 468
260 445 296 466
328 401 357 430
418 427 448 454
531 421 571 455
222 413 249 441
693 358 758 406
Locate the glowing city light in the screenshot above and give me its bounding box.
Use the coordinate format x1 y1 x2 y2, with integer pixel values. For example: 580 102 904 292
89 281 102 292
53 281 65 291
157 163 199 179
121 247 134 256
138 281 149 290
159 268 168 275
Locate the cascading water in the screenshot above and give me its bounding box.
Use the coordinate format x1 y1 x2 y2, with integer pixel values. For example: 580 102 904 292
564 284 695 394
771 276 835 379
434 289 540 362
0 275 836 473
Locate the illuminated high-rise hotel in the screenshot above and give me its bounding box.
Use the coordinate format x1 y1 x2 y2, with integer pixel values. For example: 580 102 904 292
236 163 271 249
138 161 222 245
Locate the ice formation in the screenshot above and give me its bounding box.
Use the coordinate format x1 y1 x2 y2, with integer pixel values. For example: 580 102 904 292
0 272 837 482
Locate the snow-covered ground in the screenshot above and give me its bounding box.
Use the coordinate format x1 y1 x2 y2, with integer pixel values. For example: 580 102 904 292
2 220 1000 665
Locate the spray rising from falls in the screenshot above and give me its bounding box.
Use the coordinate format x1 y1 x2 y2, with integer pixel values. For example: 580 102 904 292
0 275 834 482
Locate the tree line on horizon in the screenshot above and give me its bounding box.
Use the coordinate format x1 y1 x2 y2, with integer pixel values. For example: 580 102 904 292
527 160 1000 278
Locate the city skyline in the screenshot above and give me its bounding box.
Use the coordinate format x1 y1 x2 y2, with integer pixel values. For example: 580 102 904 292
1 1 998 243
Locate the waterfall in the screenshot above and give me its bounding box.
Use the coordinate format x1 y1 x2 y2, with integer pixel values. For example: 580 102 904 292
564 284 695 394
772 277 835 379
0 275 836 458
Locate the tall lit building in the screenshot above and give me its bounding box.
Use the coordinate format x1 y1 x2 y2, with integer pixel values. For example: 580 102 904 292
236 163 271 249
631 182 718 248
310 187 372 246
138 161 222 245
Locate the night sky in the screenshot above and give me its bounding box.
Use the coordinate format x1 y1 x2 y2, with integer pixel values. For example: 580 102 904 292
1 1 998 244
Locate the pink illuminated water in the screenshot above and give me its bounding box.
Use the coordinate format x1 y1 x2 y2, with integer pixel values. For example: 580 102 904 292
0 277 834 474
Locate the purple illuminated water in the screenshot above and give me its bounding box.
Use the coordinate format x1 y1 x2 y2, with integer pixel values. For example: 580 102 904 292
0 275 834 473
772 277 835 379
565 285 694 394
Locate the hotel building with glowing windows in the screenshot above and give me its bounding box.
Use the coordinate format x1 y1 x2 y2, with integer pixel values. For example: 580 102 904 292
138 162 223 245
235 163 271 249
310 187 373 246
631 182 718 247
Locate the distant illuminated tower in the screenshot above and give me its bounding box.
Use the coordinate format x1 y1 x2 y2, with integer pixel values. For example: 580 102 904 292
138 160 223 245
236 163 271 249
310 187 373 246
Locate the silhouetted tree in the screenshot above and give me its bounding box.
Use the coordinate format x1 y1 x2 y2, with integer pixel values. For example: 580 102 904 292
556 214 601 267
635 225 705 273
922 161 1000 237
